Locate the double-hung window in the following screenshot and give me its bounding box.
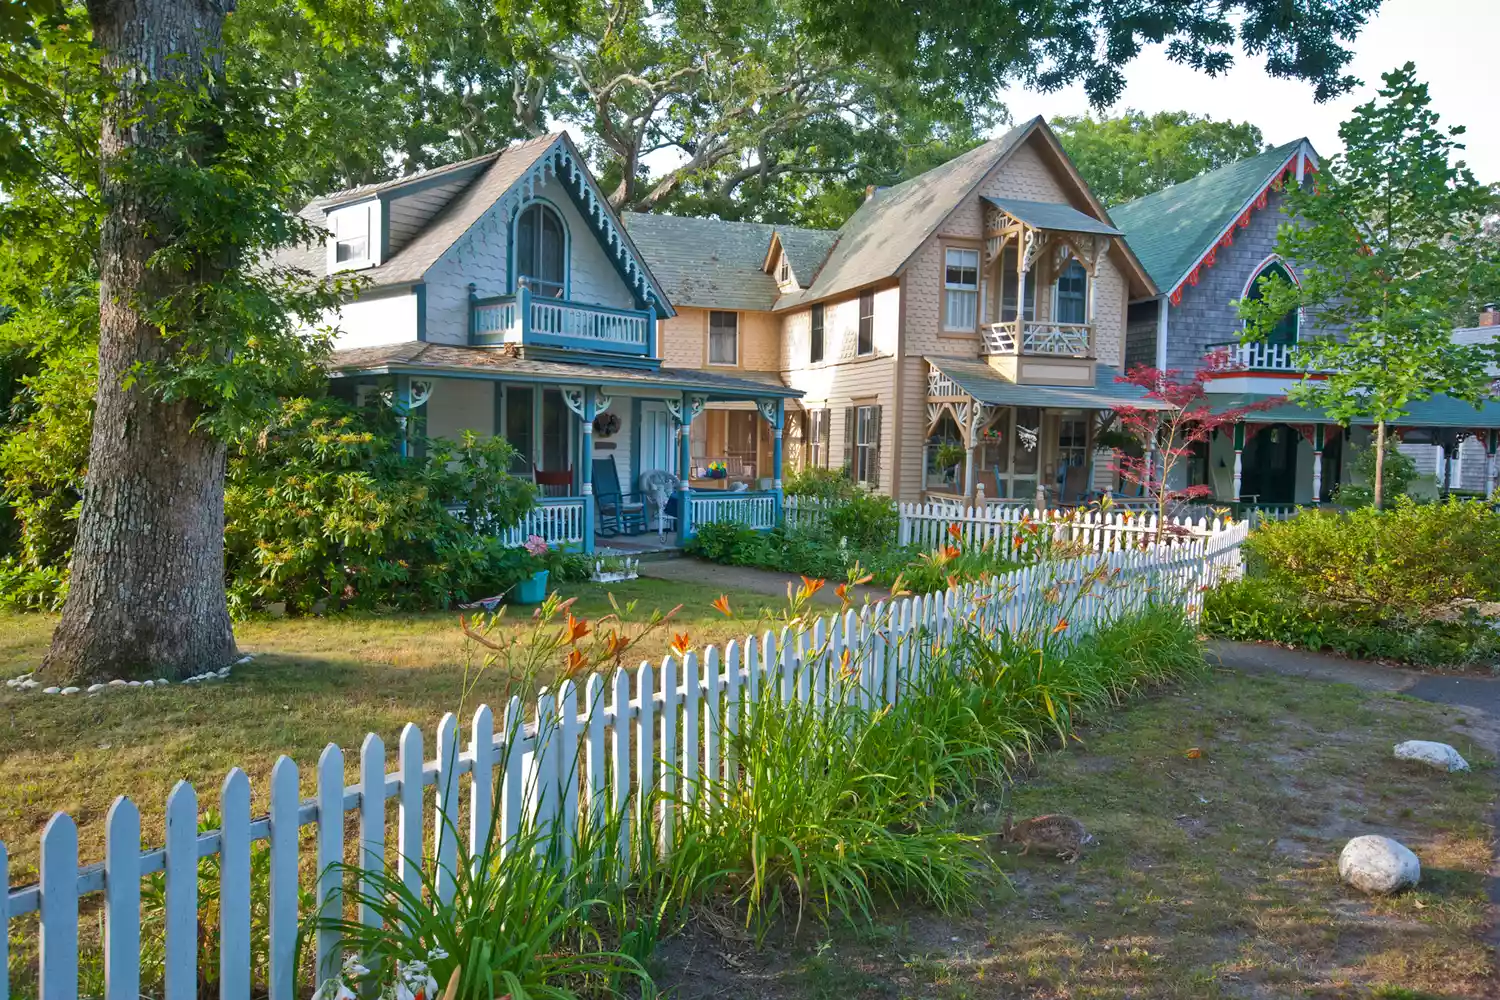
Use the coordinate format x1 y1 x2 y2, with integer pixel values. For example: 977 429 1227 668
854 405 878 484
807 408 829 467
857 290 874 355
332 205 371 267
943 247 980 331
1055 259 1088 324
709 310 739 365
810 304 825 363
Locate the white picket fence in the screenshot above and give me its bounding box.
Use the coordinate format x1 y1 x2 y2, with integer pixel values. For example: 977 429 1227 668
1 526 1247 1000
783 496 1234 553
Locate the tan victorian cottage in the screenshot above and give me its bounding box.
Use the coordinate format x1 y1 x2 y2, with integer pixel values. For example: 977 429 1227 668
628 117 1167 505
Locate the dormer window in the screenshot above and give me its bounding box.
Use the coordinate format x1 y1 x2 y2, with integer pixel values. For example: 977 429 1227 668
330 204 373 270
516 202 566 298
777 253 791 285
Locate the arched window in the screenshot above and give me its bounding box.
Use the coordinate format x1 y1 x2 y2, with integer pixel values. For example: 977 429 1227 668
1244 260 1299 345
515 203 566 298
1054 259 1088 324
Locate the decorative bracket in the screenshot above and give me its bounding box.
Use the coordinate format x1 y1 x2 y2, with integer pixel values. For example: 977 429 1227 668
686 394 707 422
664 398 682 425
1021 227 1046 274
593 389 612 415
561 387 586 420
756 398 780 427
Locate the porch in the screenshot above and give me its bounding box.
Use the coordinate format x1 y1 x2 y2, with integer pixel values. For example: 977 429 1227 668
328 342 799 552
921 357 1174 507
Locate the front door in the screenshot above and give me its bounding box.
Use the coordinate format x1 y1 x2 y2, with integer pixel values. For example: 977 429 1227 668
1242 423 1300 504
640 402 677 477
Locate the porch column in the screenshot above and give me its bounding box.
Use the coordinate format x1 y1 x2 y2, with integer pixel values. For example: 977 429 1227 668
1312 424 1324 503
772 398 786 524
1232 422 1245 501
677 394 696 547
395 374 412 458
580 392 597 553
1487 429 1498 497
1442 434 1456 494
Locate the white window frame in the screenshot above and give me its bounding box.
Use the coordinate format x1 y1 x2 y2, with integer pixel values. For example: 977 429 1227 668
810 304 825 364
857 291 875 356
854 404 877 483
330 204 374 271
807 408 828 468
1052 258 1088 325
708 310 739 366
943 246 980 331
776 253 792 286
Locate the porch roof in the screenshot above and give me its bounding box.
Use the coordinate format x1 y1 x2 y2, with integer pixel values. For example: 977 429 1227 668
328 341 802 399
981 197 1122 236
925 357 1176 411
1208 391 1500 429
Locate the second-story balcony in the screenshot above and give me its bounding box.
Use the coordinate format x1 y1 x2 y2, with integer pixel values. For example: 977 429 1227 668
982 319 1093 359
1209 340 1330 374
470 283 655 358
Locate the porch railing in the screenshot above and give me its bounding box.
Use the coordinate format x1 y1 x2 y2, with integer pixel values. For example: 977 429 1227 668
982 320 1092 358
1209 340 1329 373
471 288 652 357
689 491 777 531
494 497 587 547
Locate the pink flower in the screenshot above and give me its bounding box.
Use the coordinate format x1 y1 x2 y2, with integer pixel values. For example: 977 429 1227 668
523 534 549 557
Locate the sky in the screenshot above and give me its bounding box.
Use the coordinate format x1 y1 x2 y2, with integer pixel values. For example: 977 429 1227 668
1002 0 1500 182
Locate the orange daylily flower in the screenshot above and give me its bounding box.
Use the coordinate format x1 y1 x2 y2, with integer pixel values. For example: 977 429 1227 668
850 571 874 587
603 630 630 659
565 648 588 676
940 545 961 560
799 576 826 599
562 613 590 645
835 582 849 601
1185 747 1203 760
711 594 733 617
839 647 857 680
670 632 692 657
889 573 912 598
947 523 963 541
1050 619 1069 635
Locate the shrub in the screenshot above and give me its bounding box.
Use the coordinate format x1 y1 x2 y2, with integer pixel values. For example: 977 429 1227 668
784 466 854 502
1203 576 1500 668
1334 441 1418 507
685 521 773 566
1244 498 1500 615
224 397 537 615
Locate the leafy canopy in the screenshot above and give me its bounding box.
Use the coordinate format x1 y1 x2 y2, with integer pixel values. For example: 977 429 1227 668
1052 110 1266 206
1239 64 1500 435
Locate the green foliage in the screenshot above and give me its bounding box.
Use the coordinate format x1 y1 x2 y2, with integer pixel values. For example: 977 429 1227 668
1203 576 1500 669
1238 64 1500 509
1334 442 1418 508
223 397 537 615
1243 500 1500 614
784 465 854 501
1052 110 1266 206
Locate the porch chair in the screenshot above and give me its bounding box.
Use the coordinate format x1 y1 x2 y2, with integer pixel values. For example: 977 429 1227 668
639 469 679 528
593 458 648 536
1057 463 1089 508
534 468 573 498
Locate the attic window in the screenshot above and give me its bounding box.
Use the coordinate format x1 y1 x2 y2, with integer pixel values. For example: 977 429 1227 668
332 206 371 266
776 253 791 285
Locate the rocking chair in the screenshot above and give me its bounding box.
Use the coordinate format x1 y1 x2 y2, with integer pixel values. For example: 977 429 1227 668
593 458 648 536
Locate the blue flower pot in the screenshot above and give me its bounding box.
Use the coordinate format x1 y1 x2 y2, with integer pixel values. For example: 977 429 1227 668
514 569 548 605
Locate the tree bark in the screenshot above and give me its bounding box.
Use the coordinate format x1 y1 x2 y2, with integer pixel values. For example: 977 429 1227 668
42 0 237 683
1373 420 1386 511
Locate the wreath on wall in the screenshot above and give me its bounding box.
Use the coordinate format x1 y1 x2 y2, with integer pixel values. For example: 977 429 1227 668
593 412 622 438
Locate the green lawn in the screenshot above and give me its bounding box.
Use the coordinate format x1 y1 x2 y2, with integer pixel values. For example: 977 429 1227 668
0 577 784 880
653 669 1496 999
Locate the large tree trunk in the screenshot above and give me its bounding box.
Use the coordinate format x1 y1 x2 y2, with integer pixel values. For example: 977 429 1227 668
42 0 237 683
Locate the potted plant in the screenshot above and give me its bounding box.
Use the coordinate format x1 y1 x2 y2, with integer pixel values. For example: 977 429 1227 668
591 548 640 583
705 459 729 480
934 442 966 486
514 534 552 604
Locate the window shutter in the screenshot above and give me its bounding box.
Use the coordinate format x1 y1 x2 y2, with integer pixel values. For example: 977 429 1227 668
820 409 831 466
843 407 856 479
869 405 882 487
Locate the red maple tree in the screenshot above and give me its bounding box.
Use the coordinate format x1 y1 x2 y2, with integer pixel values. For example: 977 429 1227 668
1112 348 1281 534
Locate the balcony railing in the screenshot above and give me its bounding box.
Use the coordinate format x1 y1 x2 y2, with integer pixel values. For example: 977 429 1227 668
1209 341 1328 373
471 286 653 357
982 320 1092 358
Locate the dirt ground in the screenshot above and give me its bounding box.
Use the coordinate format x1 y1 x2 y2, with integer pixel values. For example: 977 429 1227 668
651 666 1496 999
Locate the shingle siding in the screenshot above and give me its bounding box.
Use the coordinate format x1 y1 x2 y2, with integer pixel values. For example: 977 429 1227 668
1124 301 1158 372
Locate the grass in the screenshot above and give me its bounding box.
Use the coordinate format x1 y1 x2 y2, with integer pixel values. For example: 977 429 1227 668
652 669 1496 1000
0 577 785 881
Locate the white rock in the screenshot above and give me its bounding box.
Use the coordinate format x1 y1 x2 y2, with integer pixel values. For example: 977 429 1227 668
144 680 155 688
1339 835 1421 894
60 686 79 695
87 684 106 693
21 679 38 689
5 679 16 689
127 680 142 687
156 678 169 685
236 655 253 665
42 686 60 695
1394 740 1469 772
217 667 232 677
108 679 128 687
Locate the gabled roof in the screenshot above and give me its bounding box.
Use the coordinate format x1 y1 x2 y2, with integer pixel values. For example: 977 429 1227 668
1110 140 1310 297
780 121 1036 309
621 213 837 312
280 133 674 317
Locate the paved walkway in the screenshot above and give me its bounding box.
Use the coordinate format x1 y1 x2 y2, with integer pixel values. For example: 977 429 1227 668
639 556 889 607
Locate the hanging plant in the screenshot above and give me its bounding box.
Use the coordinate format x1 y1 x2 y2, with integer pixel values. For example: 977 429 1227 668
593 412 621 437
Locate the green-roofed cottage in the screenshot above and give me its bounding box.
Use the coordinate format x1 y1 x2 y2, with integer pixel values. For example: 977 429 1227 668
1112 139 1500 509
